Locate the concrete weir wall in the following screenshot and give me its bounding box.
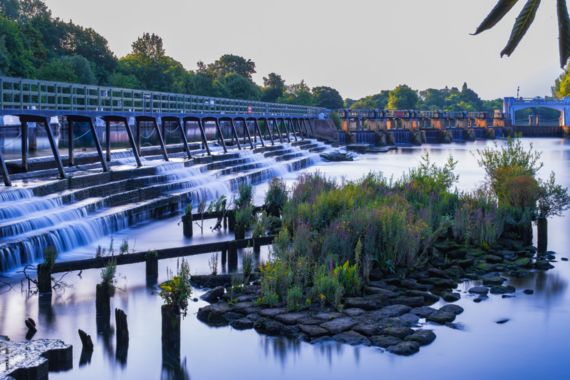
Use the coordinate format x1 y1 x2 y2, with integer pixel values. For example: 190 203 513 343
312 120 339 142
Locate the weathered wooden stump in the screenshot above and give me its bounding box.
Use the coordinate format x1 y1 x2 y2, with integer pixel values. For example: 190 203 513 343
537 218 548 254
253 238 261 253
37 264 52 293
234 225 245 240
228 211 235 231
161 305 181 342
115 308 129 342
78 329 94 350
182 217 193 237
146 252 158 277
221 248 227 265
96 282 111 317
228 240 238 273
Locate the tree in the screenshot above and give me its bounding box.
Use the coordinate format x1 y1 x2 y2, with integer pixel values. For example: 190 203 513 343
312 86 343 109
222 72 260 101
37 57 77 83
423 88 445 109
344 98 355 108
0 14 35 77
277 80 314 106
0 0 20 20
131 32 165 61
207 54 256 80
473 0 570 68
387 85 419 110
261 72 285 103
263 72 284 88
108 72 144 89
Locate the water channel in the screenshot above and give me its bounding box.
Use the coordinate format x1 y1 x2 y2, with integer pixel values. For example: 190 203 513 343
0 138 569 379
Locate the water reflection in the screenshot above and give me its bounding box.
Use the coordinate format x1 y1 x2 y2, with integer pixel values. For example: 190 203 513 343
161 341 191 380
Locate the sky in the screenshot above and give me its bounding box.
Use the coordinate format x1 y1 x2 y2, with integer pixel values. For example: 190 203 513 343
45 0 563 101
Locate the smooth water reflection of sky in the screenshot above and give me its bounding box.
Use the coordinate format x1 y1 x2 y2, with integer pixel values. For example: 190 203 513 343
1 139 569 380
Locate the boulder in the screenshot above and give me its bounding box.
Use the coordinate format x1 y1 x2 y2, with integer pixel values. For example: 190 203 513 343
223 312 245 322
197 303 231 325
535 260 554 269
332 331 372 346
477 263 498 272
515 258 532 267
283 325 310 342
259 308 287 318
297 316 324 325
377 305 412 317
389 296 424 308
441 291 461 302
320 318 359 335
446 249 467 260
490 285 516 294
405 290 439 304
381 326 415 339
275 312 309 326
468 286 489 295
245 313 263 322
200 286 225 303
230 318 254 330
404 330 436 346
365 287 397 298
439 305 464 315
387 341 420 355
400 280 430 291
458 259 475 269
369 269 384 281
484 255 503 264
312 312 346 322
343 308 366 318
426 311 456 324
410 307 437 318
254 318 286 336
523 289 534 295
353 323 384 337
421 278 457 288
299 324 330 338
368 280 389 289
345 297 380 311
444 266 465 279
231 302 262 315
482 277 505 286
399 313 420 324
370 335 402 348
427 268 450 279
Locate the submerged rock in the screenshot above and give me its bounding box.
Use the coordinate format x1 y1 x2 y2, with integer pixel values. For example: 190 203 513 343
299 324 329 338
426 311 456 324
386 341 420 356
441 291 461 302
468 286 489 295
370 335 401 348
482 277 505 286
381 326 415 340
332 331 371 346
490 286 516 294
199 286 225 303
439 305 464 315
254 318 286 336
523 289 534 295
404 330 436 346
231 318 254 330
410 306 437 318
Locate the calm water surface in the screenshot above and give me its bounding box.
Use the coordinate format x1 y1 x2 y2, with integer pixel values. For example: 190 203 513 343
1 139 569 380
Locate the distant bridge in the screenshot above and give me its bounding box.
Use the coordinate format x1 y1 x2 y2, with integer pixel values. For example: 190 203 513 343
0 76 325 187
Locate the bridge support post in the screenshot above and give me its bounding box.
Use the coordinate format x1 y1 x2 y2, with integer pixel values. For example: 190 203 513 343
151 118 169 161
273 120 284 143
105 119 111 161
294 119 304 140
306 119 315 136
21 120 28 171
286 119 297 141
68 119 75 166
254 120 265 147
42 117 66 179
243 121 254 149
176 119 192 159
229 119 241 150
86 118 108 172
122 118 143 167
0 148 12 186
213 119 228 153
135 119 141 156
196 119 211 156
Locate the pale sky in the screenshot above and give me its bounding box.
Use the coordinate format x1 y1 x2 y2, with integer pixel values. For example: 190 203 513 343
45 0 562 101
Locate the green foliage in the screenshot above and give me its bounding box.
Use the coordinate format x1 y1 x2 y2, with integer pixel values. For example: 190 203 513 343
334 261 361 297
207 194 227 214
312 265 344 308
100 258 117 285
146 250 158 258
312 86 343 109
242 248 254 281
537 171 570 219
119 239 129 255
231 273 244 292
265 177 288 215
400 153 459 194
42 245 58 269
159 258 192 316
208 252 218 275
236 183 254 209
330 111 343 131
286 286 303 311
387 85 419 110
235 204 254 229
252 211 270 238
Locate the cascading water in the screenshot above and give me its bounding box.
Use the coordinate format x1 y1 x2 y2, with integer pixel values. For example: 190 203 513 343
0 139 338 272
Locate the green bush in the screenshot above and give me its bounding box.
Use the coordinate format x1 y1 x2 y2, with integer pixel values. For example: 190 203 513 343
159 258 192 316
235 204 254 229
236 183 255 209
330 111 343 131
286 286 303 311
265 177 288 216
42 246 59 269
334 261 361 297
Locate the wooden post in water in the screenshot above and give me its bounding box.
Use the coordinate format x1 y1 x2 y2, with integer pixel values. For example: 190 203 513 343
115 308 129 342
537 218 548 254
105 119 111 161
228 210 235 231
161 305 181 342
68 119 75 166
21 120 28 171
146 251 158 277
228 240 238 272
37 264 52 293
96 282 111 317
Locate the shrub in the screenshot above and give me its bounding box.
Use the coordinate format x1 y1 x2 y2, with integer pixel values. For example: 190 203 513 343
146 250 158 258
100 258 117 286
334 261 361 297
231 273 244 292
312 265 343 308
159 258 192 316
265 177 288 216
119 239 129 255
330 111 343 131
242 249 254 282
259 260 290 301
235 204 254 229
208 252 218 275
252 211 270 238
42 246 59 269
236 183 255 209
537 172 570 220
286 286 303 311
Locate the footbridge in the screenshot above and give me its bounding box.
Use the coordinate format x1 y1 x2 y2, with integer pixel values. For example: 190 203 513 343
0 77 324 186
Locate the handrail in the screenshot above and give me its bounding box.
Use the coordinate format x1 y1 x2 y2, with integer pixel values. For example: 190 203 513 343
0 76 324 117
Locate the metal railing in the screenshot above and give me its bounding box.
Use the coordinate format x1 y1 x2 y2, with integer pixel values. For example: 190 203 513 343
0 76 323 117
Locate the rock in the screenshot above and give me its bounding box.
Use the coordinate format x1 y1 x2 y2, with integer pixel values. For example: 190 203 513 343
515 258 532 267
353 323 384 336
283 325 310 341
200 286 225 303
343 308 366 318
259 308 287 318
502 294 516 298
483 277 505 286
427 268 450 279
274 312 309 326
312 312 346 322
508 270 528 278
299 324 330 338
368 280 388 289
468 286 489 295
381 326 415 339
484 255 503 264
535 260 554 269
389 296 424 308
383 278 402 286
297 316 324 325
445 322 466 330
369 268 384 281
477 263 497 272
561 258 568 261
407 271 430 281
426 311 456 324
523 289 534 295
404 330 436 346
365 287 397 298
370 335 402 348
197 303 231 325
332 331 371 346
496 319 509 324
376 317 410 328
458 259 475 269
377 305 412 317
320 318 359 335
254 318 286 336
399 313 420 324
229 302 261 315
490 285 516 294
223 312 245 322
231 318 254 330
421 277 457 288
365 295 392 308
405 290 439 304
345 297 380 311
245 313 263 322
311 336 336 345
400 279 430 291
441 291 461 302
446 249 467 260
474 295 488 303
444 266 465 279
439 304 464 315
410 306 437 318
387 341 420 356
433 241 459 253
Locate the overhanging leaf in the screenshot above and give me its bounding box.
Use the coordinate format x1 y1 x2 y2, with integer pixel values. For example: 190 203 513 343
501 0 541 57
558 0 570 68
472 0 520 35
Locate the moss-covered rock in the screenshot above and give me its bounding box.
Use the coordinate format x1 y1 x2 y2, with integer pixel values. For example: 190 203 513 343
515 257 532 267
